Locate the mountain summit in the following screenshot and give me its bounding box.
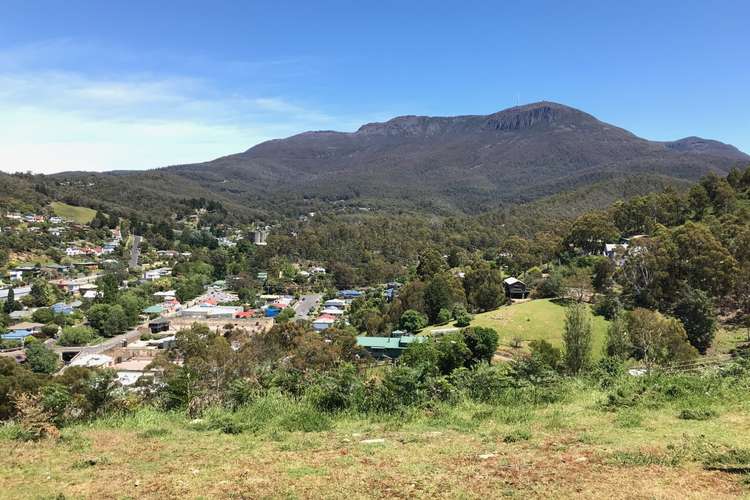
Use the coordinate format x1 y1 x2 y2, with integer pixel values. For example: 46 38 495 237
158 101 746 212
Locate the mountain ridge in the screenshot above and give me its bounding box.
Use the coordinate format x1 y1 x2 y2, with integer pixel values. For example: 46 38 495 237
154 101 746 213
26 101 746 220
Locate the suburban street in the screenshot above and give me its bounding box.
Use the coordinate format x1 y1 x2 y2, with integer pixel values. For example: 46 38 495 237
294 293 322 320
51 323 145 358
129 235 142 268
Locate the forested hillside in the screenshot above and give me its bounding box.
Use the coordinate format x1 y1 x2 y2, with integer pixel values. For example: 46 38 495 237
158 101 746 213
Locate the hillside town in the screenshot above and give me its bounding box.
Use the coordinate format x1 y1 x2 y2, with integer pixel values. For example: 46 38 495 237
0 204 423 385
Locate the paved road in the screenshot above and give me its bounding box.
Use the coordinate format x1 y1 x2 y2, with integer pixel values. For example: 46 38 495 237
129 235 142 268
294 293 322 320
52 324 145 357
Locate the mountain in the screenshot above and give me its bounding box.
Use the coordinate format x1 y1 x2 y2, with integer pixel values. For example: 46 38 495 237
156 101 747 213
34 101 746 221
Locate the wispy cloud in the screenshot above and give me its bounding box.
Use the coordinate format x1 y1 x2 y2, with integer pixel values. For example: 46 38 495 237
0 40 362 174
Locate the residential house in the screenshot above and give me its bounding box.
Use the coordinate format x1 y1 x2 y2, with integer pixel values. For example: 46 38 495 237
51 302 74 315
356 335 426 359
143 267 171 281
1 330 34 342
69 354 113 368
324 298 347 309
66 247 83 257
312 314 336 331
143 304 166 316
179 305 242 319
9 309 32 321
604 243 629 266
253 229 269 246
503 277 529 299
7 322 44 334
55 280 81 294
148 317 171 334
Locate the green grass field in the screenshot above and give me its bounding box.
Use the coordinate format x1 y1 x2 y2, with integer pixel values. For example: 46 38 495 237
2 383 749 499
50 202 97 224
429 299 610 357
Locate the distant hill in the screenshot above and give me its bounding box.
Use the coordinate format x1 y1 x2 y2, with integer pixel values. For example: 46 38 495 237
155 101 747 213
8 101 744 221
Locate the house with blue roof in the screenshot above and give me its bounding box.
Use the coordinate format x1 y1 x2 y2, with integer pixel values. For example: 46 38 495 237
1 329 34 341
51 302 74 315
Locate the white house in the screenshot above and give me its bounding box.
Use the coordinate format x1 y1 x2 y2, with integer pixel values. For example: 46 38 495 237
70 354 113 368
320 307 345 316
323 298 347 309
143 267 172 281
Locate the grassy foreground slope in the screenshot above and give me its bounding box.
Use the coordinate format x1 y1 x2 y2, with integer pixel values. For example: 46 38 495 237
1 381 749 499
50 201 97 224
430 299 610 357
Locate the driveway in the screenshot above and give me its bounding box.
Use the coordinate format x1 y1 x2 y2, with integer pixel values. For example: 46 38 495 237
294 293 322 320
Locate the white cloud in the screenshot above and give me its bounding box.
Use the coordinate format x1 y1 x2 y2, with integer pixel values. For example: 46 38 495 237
0 69 349 174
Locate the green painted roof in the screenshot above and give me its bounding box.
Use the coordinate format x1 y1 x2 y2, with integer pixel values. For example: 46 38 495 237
143 305 165 314
356 335 426 350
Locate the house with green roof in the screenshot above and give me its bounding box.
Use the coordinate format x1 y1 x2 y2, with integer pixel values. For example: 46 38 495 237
356 335 426 360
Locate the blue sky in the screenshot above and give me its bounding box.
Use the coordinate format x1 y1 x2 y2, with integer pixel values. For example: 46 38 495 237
0 0 748 173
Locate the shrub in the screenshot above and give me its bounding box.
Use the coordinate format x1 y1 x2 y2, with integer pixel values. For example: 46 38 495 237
591 356 624 388
305 364 363 412
0 339 21 350
226 378 260 409
678 407 718 421
40 324 59 337
278 406 332 432
503 430 531 443
58 326 96 347
534 271 563 298
450 364 513 402
434 333 471 374
627 309 698 366
615 409 643 428
462 327 499 366
32 308 54 324
399 309 428 333
40 384 72 424
436 308 452 325
25 343 59 374
201 407 247 434
362 366 428 412
593 293 621 320
11 392 59 441
452 304 472 327
528 340 561 372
